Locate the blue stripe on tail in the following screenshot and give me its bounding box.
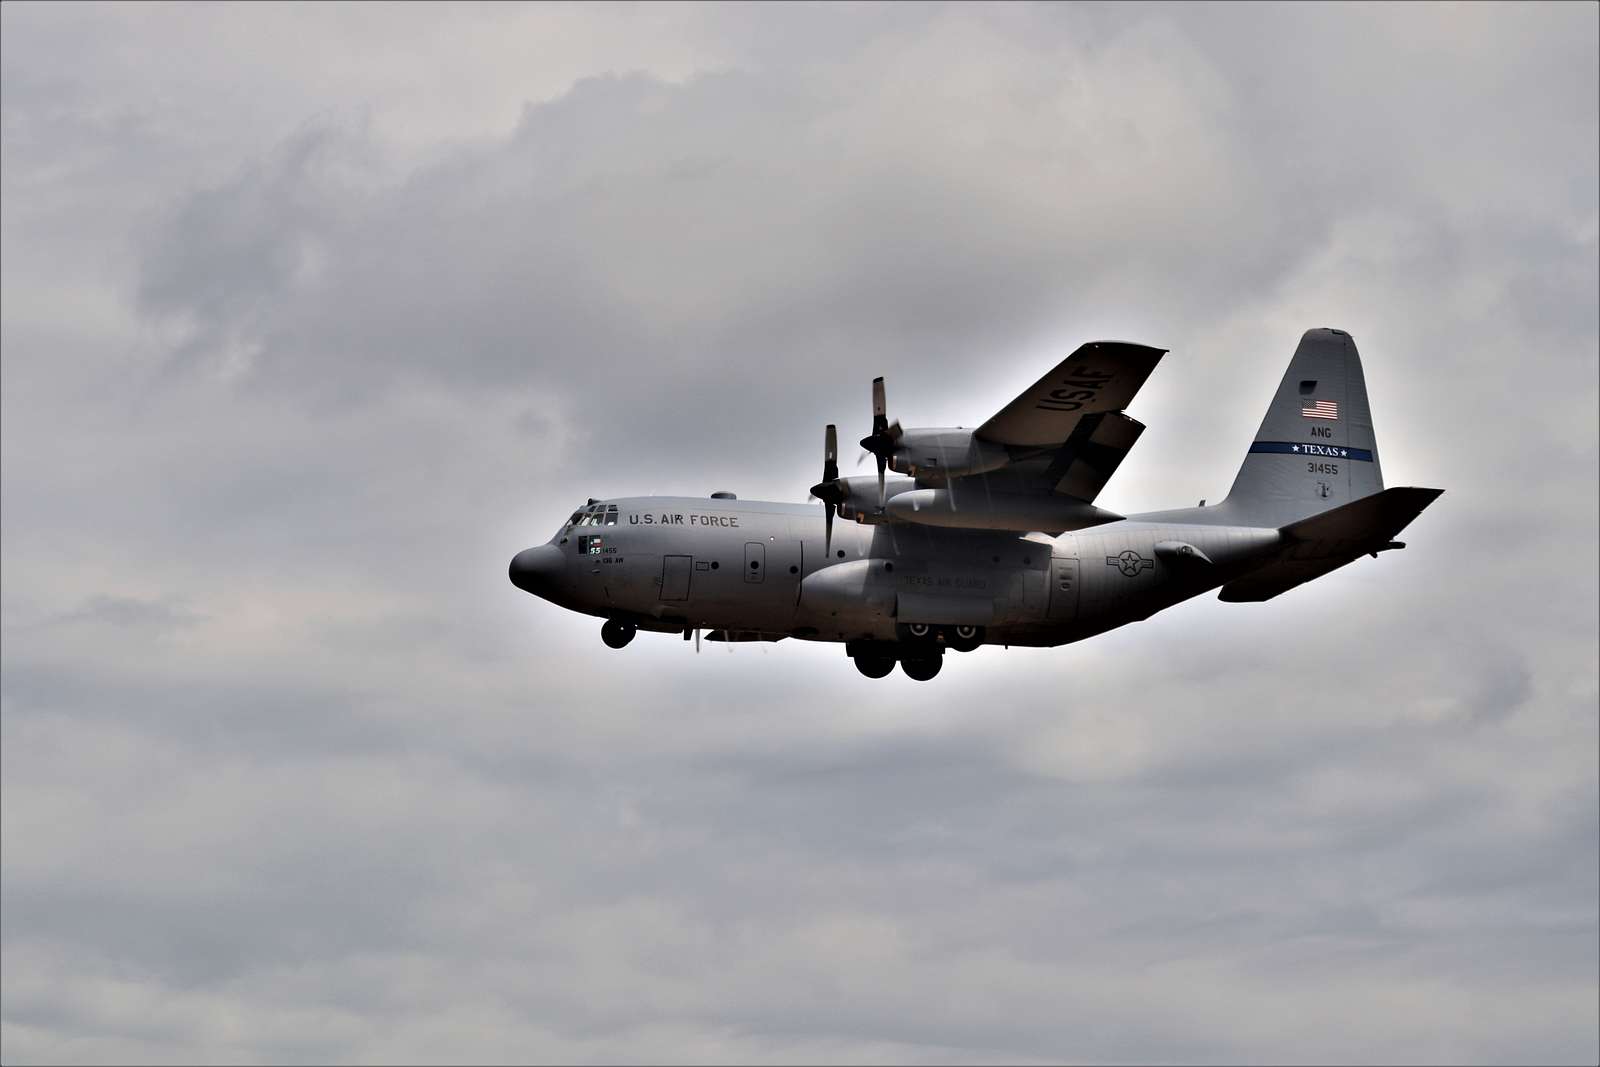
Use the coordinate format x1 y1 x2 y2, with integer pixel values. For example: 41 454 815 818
1248 441 1375 462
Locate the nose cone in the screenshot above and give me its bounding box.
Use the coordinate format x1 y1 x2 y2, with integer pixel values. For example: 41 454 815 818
509 545 564 596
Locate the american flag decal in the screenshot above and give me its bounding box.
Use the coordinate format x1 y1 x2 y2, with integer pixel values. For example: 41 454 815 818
1302 399 1339 420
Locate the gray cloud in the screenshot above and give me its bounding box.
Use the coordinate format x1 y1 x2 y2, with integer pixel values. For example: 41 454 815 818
3 3 1596 1064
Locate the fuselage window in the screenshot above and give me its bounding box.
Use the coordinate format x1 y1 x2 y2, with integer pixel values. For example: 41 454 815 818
605 505 618 526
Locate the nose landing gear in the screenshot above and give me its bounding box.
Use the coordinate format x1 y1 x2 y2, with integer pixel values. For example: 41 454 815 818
601 619 637 649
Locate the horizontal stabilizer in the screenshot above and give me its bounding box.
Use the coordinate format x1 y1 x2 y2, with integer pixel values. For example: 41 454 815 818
1219 486 1443 602
1279 486 1443 556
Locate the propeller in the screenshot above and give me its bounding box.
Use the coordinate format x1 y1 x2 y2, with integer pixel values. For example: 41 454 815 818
808 423 845 556
858 376 901 508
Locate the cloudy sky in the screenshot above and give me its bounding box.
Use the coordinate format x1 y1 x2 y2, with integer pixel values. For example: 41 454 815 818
3 2 1597 1063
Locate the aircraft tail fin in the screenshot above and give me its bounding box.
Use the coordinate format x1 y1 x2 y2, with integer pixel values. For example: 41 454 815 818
1219 486 1443 602
1221 328 1385 527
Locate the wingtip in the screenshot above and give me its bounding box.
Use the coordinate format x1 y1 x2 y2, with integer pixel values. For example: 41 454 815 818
1083 340 1168 357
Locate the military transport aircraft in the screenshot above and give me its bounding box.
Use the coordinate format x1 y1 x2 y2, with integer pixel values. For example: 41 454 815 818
510 329 1441 680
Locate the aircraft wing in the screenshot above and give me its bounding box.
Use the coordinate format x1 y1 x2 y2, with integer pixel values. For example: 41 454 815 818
975 341 1166 448
1033 409 1147 502
971 341 1165 503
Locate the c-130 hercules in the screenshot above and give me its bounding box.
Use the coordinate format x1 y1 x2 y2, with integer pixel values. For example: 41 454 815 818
510 329 1442 681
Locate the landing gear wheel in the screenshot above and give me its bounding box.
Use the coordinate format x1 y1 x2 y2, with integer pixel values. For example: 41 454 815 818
907 622 932 639
601 619 636 649
900 656 942 681
948 624 983 653
854 655 895 679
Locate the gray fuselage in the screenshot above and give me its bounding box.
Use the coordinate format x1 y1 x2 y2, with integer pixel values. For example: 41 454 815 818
511 496 1281 648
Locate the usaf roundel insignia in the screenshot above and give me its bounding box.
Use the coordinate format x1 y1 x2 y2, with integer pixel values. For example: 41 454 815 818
1107 549 1155 577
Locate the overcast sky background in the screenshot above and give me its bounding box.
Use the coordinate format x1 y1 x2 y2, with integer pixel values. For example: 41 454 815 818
3 3 1597 1064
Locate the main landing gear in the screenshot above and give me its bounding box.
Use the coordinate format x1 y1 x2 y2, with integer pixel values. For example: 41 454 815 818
601 619 636 649
947 624 982 654
853 653 895 679
848 622 988 680
848 641 944 681
902 621 984 653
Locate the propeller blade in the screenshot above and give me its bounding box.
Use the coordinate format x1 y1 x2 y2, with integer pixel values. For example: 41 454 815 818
860 378 896 509
695 628 701 654
809 422 841 555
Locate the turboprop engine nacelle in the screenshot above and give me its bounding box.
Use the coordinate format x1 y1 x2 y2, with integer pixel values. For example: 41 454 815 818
886 429 1011 487
836 474 918 523
885 488 1124 534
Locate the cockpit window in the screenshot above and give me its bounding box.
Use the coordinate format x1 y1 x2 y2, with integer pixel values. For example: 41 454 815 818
564 503 615 536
